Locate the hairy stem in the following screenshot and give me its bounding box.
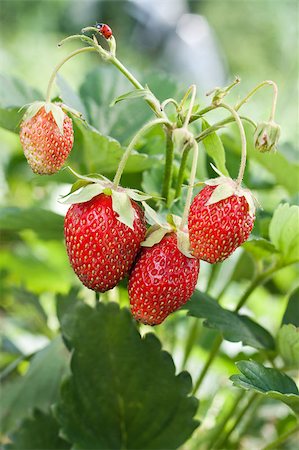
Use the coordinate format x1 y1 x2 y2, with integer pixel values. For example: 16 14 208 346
162 128 175 206
180 140 199 230
174 144 191 199
45 47 97 103
235 80 278 121
113 118 170 188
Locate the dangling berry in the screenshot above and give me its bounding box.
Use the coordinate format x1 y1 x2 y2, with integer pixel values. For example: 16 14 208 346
64 193 146 292
95 23 113 39
129 233 200 325
188 182 255 264
19 102 73 175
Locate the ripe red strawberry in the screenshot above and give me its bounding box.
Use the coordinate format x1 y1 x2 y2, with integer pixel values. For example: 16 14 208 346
188 185 255 263
128 233 200 325
64 193 146 292
20 105 73 175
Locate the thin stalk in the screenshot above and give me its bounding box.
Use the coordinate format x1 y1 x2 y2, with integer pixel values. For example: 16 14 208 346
235 80 278 121
192 334 222 395
95 292 100 304
113 118 170 188
174 144 191 198
218 103 247 186
183 84 197 128
180 140 198 230
262 424 299 450
45 47 97 103
162 128 175 206
181 318 201 370
195 115 256 142
215 393 258 449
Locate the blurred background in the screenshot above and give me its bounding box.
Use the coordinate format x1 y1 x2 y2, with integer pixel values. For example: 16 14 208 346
0 1 298 449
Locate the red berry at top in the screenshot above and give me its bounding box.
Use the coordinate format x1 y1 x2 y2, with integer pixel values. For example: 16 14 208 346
96 23 113 39
19 107 73 175
129 233 200 325
188 185 255 264
64 193 146 293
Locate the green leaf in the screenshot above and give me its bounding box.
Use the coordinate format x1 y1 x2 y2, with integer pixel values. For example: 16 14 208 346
111 190 135 230
0 74 42 108
185 291 275 350
0 337 69 434
201 118 229 176
0 207 64 240
111 88 152 106
68 117 157 175
282 287 299 327
230 360 299 414
55 302 199 449
277 324 299 368
242 238 278 260
56 74 87 118
59 182 105 205
269 203 299 264
141 226 171 247
0 107 23 132
7 409 70 450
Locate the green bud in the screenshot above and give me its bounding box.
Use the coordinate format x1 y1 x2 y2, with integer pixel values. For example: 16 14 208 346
172 128 193 153
254 120 281 153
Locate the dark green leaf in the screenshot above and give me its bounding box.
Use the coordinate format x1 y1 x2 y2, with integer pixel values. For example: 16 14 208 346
201 118 229 176
0 207 64 241
184 291 275 350
56 74 87 118
0 107 23 133
55 302 199 449
282 287 299 327
277 324 299 368
242 238 278 260
1 337 69 434
230 360 299 414
0 75 42 108
111 88 151 106
7 409 70 450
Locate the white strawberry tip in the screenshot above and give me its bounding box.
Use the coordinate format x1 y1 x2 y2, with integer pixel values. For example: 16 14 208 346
21 101 68 135
204 165 257 217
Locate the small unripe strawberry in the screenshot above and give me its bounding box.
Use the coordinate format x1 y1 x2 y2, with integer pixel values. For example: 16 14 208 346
129 233 200 325
64 193 146 292
20 103 73 175
188 184 255 263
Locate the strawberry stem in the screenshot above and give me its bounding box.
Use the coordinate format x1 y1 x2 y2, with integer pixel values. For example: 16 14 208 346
113 118 171 188
45 47 97 103
235 80 278 122
161 128 175 207
183 84 197 129
219 103 247 186
180 139 198 231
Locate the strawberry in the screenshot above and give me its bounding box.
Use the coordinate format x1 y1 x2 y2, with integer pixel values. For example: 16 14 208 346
20 103 73 175
188 184 255 263
64 193 146 292
128 233 200 325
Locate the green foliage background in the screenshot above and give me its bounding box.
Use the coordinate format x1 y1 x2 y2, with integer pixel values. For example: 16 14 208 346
0 1 298 449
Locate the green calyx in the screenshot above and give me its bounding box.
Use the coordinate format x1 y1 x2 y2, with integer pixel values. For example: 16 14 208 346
254 120 281 153
21 101 67 135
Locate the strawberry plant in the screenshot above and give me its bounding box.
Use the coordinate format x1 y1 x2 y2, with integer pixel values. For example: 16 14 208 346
0 21 298 450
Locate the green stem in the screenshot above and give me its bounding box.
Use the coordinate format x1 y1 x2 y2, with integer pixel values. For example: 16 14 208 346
113 118 170 188
174 144 191 199
218 103 247 186
181 318 201 370
180 140 199 230
161 128 175 206
183 84 197 128
45 47 97 103
195 115 256 142
95 292 100 304
207 390 244 449
262 424 299 450
215 393 258 449
235 80 278 121
192 334 222 395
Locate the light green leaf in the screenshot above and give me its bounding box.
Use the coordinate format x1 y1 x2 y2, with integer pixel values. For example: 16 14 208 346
141 226 171 247
7 409 69 450
176 230 194 258
49 103 66 135
56 73 87 118
206 182 235 205
230 360 299 415
201 118 229 176
242 238 278 260
22 101 45 121
110 88 152 106
269 203 299 264
55 302 199 450
59 183 106 205
184 291 275 350
142 201 166 227
125 188 153 202
0 337 69 434
277 324 299 369
111 190 135 230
